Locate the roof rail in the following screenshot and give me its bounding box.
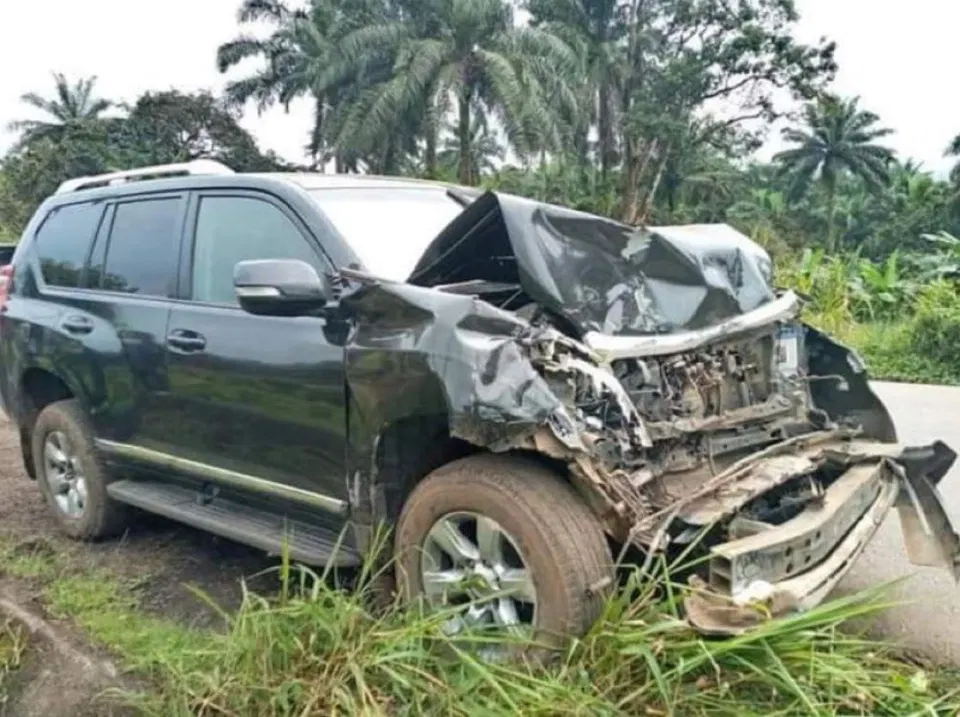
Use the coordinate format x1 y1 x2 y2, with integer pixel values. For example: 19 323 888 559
55 159 235 195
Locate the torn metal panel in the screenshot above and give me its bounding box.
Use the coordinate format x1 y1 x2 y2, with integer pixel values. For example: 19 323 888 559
685 471 899 637
677 454 819 525
340 281 565 453
680 440 960 636
332 187 960 639
709 461 887 595
408 191 777 337
896 467 960 580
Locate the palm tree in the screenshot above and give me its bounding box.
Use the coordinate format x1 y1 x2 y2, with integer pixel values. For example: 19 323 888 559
217 0 392 170
774 96 894 253
437 108 505 183
525 0 624 178
8 73 112 146
335 0 577 185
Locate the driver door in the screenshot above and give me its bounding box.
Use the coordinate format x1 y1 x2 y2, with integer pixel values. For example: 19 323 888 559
155 190 348 506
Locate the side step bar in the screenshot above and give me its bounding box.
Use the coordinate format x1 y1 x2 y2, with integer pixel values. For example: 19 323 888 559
107 480 360 567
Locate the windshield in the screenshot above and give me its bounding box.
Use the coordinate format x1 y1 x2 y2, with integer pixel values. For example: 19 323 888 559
308 187 468 282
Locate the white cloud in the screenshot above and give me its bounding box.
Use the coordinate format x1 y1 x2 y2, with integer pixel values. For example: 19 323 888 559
1 0 956 173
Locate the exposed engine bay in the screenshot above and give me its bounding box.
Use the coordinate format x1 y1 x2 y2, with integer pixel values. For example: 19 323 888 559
514 297 960 635
346 191 960 636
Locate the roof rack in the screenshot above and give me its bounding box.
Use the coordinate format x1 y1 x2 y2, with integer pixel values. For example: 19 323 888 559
55 159 235 195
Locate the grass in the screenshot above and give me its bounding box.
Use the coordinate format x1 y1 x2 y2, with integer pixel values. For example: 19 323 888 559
126 563 960 716
2 530 957 716
0 619 26 707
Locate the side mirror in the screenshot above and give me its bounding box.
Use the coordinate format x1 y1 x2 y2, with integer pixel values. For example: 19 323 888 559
233 259 333 317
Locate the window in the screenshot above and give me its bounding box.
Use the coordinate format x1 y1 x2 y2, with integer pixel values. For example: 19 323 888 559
96 198 181 297
34 202 103 288
308 188 466 282
191 195 320 306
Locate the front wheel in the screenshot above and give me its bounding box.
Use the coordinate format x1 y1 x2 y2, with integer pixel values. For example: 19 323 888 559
394 453 615 645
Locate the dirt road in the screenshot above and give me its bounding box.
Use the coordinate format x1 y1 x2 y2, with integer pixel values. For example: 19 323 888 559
0 381 957 665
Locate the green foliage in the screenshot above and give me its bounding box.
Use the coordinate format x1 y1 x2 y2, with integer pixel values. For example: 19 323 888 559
0 87 283 232
774 96 894 253
908 281 960 370
118 560 957 716
7 72 112 148
0 620 26 705
776 250 960 385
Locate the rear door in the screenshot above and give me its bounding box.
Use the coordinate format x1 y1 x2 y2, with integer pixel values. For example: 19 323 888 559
87 194 184 448
156 190 348 508
2 193 184 453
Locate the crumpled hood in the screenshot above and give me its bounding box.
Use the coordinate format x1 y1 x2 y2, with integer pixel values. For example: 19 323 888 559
408 191 776 337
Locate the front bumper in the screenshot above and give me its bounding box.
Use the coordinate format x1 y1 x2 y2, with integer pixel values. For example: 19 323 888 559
683 439 960 636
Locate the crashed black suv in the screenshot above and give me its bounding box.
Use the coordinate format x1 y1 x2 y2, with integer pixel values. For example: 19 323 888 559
1 160 957 640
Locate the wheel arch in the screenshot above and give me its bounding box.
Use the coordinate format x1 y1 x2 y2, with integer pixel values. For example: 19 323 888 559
372 414 580 525
18 366 78 480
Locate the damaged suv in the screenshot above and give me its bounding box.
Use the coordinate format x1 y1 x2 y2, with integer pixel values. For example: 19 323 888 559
1 160 958 640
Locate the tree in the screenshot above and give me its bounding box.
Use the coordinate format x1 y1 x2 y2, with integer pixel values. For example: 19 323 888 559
331 0 577 184
774 96 894 253
118 90 284 171
437 108 505 183
0 88 286 237
599 0 838 224
217 0 393 171
946 133 960 183
526 0 625 178
0 123 120 231
8 73 112 146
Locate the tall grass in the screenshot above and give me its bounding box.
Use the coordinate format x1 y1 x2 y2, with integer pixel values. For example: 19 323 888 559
125 548 960 717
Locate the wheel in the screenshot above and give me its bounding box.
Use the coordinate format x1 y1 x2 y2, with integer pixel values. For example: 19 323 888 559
394 453 615 646
31 399 128 540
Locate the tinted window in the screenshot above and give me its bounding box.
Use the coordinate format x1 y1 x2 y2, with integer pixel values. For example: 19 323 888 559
96 198 181 297
34 202 103 288
191 195 320 305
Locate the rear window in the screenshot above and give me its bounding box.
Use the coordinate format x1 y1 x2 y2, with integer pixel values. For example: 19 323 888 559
34 202 103 288
94 197 182 297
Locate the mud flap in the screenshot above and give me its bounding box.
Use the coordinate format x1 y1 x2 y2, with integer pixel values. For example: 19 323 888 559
896 464 960 582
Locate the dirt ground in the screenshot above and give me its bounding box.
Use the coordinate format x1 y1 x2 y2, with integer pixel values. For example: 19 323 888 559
0 415 281 715
0 416 277 628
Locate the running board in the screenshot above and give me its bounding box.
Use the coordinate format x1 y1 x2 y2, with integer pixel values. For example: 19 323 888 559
106 480 360 567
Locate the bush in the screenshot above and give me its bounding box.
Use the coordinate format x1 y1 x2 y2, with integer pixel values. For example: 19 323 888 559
909 281 960 370
845 322 960 385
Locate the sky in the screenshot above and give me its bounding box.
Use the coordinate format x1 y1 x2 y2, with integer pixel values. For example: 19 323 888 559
0 0 956 174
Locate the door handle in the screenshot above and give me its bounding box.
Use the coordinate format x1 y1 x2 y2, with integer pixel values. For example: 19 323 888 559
166 329 206 353
60 315 94 335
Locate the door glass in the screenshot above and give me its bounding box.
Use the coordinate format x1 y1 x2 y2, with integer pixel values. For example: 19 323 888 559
34 201 104 288
191 195 320 306
97 197 181 296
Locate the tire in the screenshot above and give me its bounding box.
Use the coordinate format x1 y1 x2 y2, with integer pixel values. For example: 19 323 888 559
31 399 128 540
394 453 615 644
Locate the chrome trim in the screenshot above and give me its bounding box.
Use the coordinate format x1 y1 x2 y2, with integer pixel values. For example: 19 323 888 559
56 160 234 194
583 291 802 360
96 439 346 515
235 286 282 298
